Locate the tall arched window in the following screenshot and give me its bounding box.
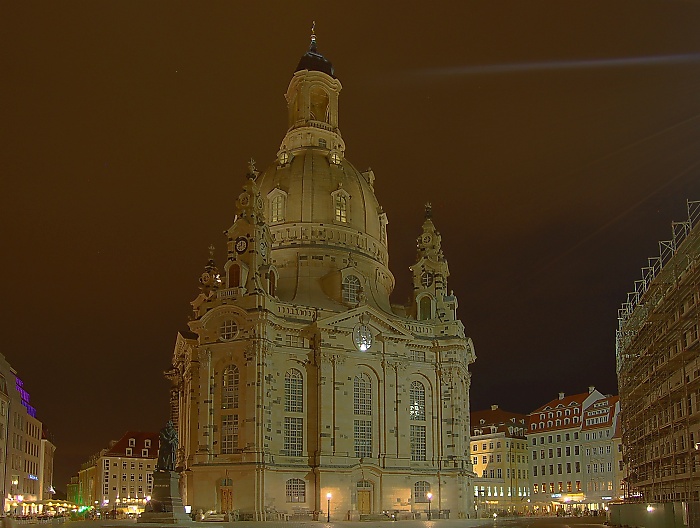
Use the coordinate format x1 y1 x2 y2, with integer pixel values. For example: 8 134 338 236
270 194 285 223
354 374 372 415
285 369 303 412
343 275 361 304
414 481 431 502
353 373 372 459
222 365 239 409
409 381 426 421
286 478 306 503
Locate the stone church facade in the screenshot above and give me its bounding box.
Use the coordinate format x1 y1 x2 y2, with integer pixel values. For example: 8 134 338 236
166 35 476 521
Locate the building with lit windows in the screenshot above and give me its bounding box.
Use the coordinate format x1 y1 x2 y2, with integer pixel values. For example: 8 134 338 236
166 33 476 521
580 395 623 509
526 387 607 514
470 405 530 517
1 353 55 515
75 431 159 517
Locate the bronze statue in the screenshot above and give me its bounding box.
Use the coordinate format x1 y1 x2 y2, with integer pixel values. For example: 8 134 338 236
157 420 178 471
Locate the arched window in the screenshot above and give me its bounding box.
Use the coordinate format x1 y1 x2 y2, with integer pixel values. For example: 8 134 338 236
285 369 303 413
286 478 306 503
334 194 347 222
354 374 372 415
409 381 426 421
414 481 431 502
418 296 433 320
270 194 285 223
228 263 240 288
353 373 372 459
343 275 360 304
222 365 239 409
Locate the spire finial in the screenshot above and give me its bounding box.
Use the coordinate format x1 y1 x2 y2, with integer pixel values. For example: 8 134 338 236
425 202 433 219
310 21 317 51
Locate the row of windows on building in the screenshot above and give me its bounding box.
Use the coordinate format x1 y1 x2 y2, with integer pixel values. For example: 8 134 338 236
473 453 527 465
102 471 154 483
472 440 526 451
219 371 431 460
531 432 580 445
531 417 581 430
103 460 154 471
102 484 153 496
479 468 527 479
474 486 529 498
283 479 435 504
221 369 429 418
532 462 615 476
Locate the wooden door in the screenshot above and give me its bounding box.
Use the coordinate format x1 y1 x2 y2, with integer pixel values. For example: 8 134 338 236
220 487 233 512
358 490 371 514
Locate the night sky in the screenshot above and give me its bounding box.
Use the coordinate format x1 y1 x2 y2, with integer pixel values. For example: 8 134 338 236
4 2 700 492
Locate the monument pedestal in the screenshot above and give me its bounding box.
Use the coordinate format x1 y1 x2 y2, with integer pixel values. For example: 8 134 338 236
138 470 191 524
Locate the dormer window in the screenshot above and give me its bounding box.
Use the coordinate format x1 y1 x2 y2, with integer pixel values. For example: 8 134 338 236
334 194 347 222
145 439 151 448
269 189 288 224
128 438 136 447
126 448 132 456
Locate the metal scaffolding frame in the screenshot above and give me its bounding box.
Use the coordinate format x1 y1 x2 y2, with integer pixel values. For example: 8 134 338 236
616 200 700 503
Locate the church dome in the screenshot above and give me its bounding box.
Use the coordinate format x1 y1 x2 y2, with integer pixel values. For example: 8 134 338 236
251 38 394 312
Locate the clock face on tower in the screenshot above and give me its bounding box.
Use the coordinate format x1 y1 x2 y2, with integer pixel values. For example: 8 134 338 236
235 237 248 254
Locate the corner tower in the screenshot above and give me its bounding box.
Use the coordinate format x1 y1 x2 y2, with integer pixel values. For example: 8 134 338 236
168 32 476 521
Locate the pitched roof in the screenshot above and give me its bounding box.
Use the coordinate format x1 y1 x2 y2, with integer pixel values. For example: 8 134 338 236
105 431 159 459
471 406 527 436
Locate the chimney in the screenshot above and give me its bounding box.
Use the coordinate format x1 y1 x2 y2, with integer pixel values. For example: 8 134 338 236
558 392 565 400
491 405 499 411
589 386 595 394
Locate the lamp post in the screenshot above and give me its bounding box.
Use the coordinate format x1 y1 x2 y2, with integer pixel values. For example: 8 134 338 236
427 492 433 520
326 493 331 522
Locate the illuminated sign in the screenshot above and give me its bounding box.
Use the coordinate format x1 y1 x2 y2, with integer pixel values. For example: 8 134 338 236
29 474 39 481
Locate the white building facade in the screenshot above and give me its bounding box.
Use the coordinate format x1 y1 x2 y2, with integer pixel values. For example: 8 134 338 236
167 36 476 521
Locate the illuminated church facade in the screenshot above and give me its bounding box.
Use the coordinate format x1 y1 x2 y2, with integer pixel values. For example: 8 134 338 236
167 35 476 521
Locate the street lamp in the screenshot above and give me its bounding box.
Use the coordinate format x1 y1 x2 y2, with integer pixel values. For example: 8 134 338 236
326 493 332 522
426 492 433 520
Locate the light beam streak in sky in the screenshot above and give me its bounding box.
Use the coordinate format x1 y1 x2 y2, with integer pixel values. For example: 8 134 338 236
423 53 700 77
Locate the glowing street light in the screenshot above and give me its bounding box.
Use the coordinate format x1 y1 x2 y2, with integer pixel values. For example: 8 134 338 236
326 493 332 522
426 492 433 520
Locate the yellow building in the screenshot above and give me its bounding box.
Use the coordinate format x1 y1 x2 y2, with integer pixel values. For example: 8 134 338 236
167 34 476 521
470 405 530 517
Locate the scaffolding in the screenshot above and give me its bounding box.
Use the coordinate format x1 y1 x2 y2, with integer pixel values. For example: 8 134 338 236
617 200 700 503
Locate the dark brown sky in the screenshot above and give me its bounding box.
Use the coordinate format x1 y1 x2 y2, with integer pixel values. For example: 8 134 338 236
4 2 700 491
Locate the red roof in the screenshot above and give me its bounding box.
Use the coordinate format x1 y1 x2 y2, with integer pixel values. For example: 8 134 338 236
471 406 527 436
105 431 159 459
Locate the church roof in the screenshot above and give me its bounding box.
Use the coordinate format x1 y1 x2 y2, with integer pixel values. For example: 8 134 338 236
295 38 335 78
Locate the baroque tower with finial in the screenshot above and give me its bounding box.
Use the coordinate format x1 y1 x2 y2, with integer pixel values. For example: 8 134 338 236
409 203 458 322
168 29 475 520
